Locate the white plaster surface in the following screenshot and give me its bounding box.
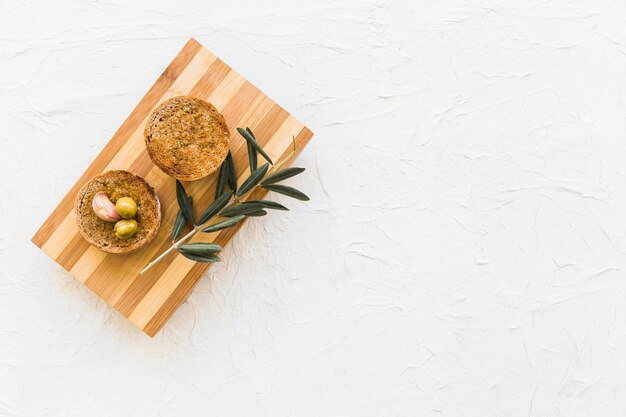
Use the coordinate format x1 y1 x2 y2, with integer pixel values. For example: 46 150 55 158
3 0 626 415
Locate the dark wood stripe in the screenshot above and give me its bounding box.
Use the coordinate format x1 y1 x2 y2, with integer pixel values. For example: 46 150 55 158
55 233 89 271
32 38 202 247
83 247 153 303
249 106 290 148
188 58 231 98
221 81 261 126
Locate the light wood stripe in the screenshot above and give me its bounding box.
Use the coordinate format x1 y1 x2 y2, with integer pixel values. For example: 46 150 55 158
70 247 107 283
31 38 314 337
41 214 78 260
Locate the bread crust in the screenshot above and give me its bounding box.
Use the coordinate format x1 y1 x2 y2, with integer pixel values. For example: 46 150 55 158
144 96 230 181
75 170 161 254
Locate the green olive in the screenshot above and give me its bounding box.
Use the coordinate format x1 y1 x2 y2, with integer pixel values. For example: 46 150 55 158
116 197 137 219
114 219 138 239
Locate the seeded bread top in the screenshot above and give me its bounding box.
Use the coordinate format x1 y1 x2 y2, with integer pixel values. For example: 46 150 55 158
144 96 230 181
75 170 161 254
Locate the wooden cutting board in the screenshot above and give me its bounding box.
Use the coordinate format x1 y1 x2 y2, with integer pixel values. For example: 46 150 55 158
31 38 314 337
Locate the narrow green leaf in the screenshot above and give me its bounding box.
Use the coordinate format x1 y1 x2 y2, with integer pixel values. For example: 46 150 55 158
246 141 258 172
215 160 229 199
246 210 267 217
172 196 192 241
226 152 238 193
178 242 223 255
201 215 245 233
177 250 221 263
243 200 288 211
237 127 273 165
236 163 269 197
172 210 186 241
178 242 222 263
176 180 195 225
262 184 310 201
245 127 257 171
219 202 266 217
199 191 234 225
261 167 305 186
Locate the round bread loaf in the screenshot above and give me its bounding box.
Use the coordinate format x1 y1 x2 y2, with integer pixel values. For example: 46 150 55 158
144 96 230 181
75 170 161 254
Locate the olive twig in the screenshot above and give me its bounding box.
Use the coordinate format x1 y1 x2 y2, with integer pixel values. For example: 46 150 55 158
139 129 306 275
139 225 199 274
139 170 275 275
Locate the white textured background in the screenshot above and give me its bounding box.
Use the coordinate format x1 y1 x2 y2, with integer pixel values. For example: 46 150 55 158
3 0 626 415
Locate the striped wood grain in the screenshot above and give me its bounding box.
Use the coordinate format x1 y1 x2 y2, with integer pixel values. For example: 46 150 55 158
31 38 314 336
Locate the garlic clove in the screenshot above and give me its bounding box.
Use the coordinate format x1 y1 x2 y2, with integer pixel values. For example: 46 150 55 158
92 192 121 222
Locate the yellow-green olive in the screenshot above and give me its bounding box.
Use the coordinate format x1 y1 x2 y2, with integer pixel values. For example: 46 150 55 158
114 219 138 239
116 197 137 219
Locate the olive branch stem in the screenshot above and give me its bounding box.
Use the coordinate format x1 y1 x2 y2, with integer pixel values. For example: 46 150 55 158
139 133 301 275
139 225 200 275
139 173 268 275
